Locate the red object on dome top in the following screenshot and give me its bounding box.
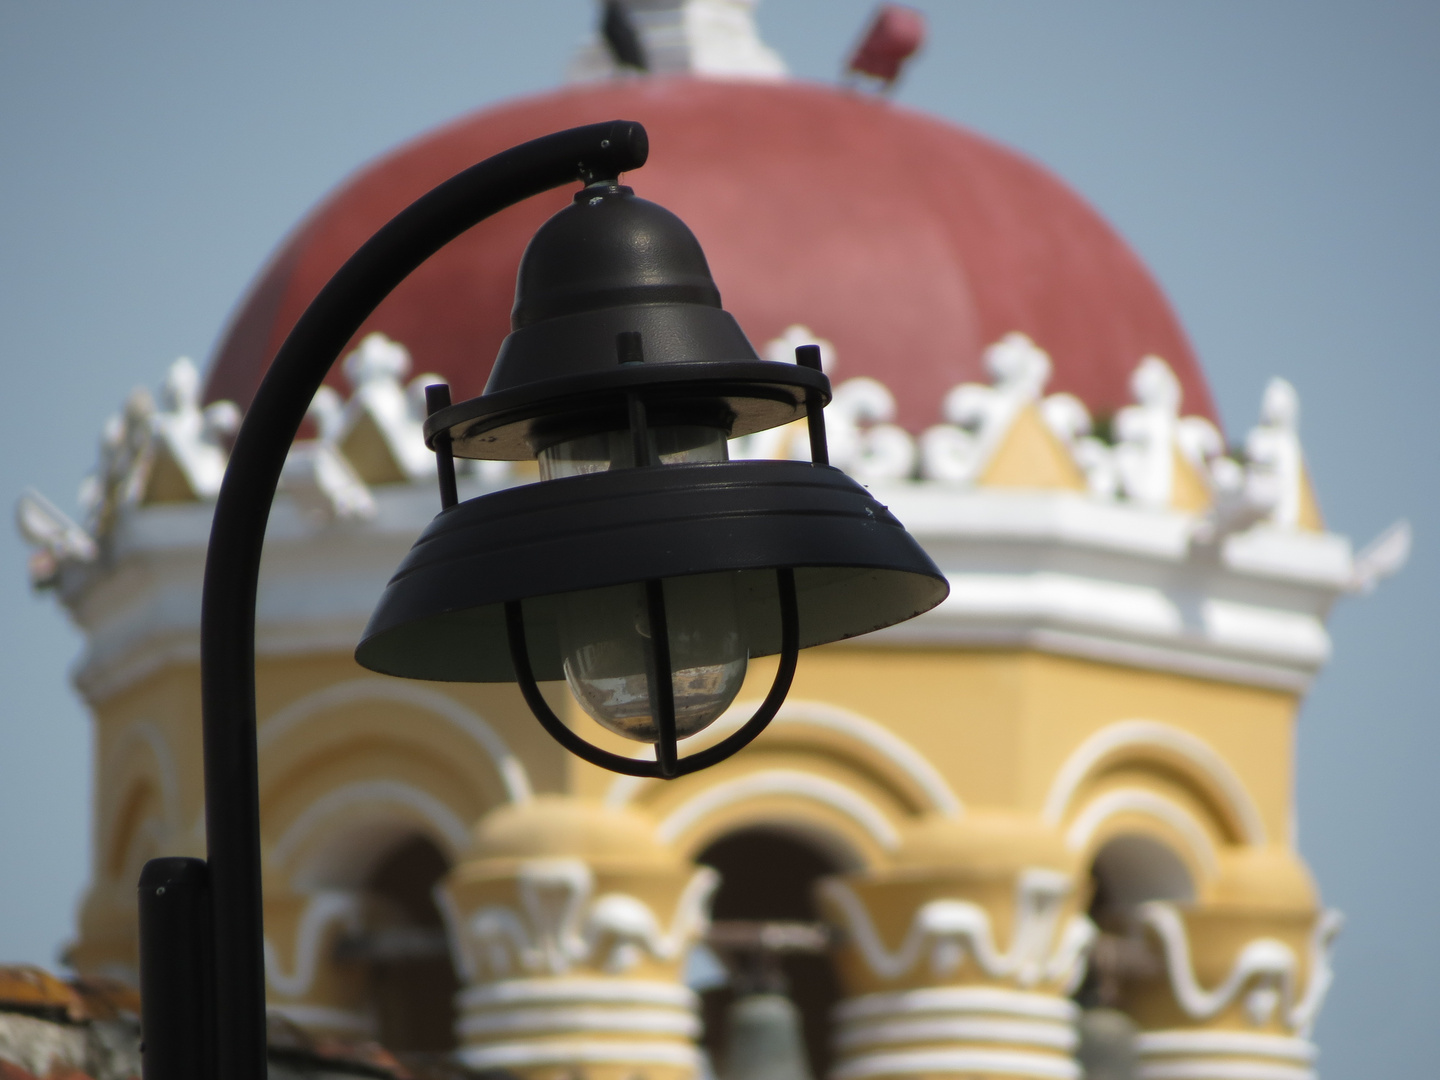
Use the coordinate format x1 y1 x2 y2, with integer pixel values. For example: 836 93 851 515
848 5 927 84
204 77 1217 432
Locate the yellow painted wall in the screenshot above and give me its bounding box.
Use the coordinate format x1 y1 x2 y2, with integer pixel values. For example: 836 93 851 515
76 637 1304 994
773 645 1297 841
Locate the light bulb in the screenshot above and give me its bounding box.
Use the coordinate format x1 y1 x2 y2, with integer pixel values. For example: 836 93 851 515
559 573 747 743
538 424 729 479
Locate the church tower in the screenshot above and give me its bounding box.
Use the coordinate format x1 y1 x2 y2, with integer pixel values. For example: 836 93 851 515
19 5 1407 1079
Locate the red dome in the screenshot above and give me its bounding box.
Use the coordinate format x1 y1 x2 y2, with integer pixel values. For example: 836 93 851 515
205 77 1216 430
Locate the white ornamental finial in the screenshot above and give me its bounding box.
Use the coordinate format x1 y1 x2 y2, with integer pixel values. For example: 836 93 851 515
733 325 916 480
342 331 411 390
336 332 435 481
569 0 787 81
918 332 1052 485
151 356 241 500
1244 377 1305 529
763 323 836 373
1112 355 1183 507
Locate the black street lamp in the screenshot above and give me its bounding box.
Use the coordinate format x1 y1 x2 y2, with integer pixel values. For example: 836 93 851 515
137 121 946 1080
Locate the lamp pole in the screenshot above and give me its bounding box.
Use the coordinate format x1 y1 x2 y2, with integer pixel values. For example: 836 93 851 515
138 121 651 1080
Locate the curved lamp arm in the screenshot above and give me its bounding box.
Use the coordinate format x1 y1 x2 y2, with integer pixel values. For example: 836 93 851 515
190 121 648 1080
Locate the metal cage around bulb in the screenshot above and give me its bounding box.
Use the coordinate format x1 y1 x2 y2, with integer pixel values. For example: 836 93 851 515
356 176 947 778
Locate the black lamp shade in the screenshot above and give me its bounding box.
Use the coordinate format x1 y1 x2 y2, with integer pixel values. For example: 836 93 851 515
422 183 830 460
355 459 948 683
358 175 948 701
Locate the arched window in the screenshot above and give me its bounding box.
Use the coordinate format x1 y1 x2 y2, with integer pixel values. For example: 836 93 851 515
1075 834 1195 1080
362 836 459 1058
696 828 847 1080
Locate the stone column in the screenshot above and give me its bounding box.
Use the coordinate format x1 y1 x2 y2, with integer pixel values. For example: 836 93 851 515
818 813 1095 1080
1124 848 1339 1080
439 796 716 1080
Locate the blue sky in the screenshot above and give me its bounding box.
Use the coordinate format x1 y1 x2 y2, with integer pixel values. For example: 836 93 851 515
1 3 1436 1075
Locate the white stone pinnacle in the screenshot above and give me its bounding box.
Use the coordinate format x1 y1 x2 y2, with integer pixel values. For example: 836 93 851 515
568 0 787 82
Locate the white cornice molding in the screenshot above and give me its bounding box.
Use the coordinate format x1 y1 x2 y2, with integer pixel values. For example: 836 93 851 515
880 484 1353 591
62 482 449 702
859 484 1346 691
30 336 1391 703
59 473 1358 703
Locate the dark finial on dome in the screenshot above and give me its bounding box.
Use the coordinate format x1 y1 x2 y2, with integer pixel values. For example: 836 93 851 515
602 1 649 72
484 184 757 395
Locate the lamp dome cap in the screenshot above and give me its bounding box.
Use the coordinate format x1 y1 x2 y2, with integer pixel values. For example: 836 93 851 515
511 183 722 329
483 184 760 399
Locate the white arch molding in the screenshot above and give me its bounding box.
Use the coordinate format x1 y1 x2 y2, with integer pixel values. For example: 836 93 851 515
1064 787 1221 881
605 699 963 817
114 809 168 884
269 778 472 887
257 677 532 803
101 720 183 861
1042 719 1267 844
654 769 902 852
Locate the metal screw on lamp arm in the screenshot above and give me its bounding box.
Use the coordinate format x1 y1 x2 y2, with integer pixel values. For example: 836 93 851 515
144 121 650 1080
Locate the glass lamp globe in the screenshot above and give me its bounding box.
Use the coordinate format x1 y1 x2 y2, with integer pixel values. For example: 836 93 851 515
540 423 746 742
558 572 747 742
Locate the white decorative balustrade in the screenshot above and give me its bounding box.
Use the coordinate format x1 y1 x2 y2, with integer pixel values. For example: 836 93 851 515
16 326 1407 703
